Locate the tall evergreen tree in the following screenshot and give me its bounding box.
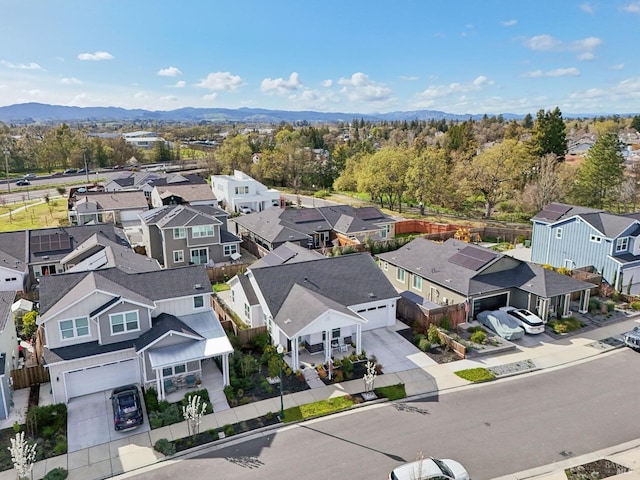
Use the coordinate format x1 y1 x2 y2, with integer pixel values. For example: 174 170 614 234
530 107 567 159
570 133 625 209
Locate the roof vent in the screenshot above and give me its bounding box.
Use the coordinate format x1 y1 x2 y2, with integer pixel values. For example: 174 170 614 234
194 283 203 289
284 319 292 324
368 292 376 298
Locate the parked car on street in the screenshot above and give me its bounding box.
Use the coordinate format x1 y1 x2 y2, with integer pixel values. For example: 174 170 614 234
476 310 525 340
63 168 78 175
23 173 36 179
499 306 545 334
111 385 144 431
51 171 63 177
623 326 640 351
389 457 470 480
16 179 30 186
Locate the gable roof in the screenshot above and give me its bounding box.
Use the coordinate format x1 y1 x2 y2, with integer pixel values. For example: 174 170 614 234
153 183 216 203
317 205 394 234
0 231 28 273
43 339 135 365
532 203 640 238
249 253 399 318
134 313 203 352
0 291 14 332
250 242 324 269
39 265 211 316
140 204 224 229
74 191 148 210
377 237 593 297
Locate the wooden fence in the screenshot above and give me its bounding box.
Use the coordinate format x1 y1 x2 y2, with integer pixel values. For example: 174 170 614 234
395 219 532 244
11 365 49 390
211 294 267 348
206 264 248 284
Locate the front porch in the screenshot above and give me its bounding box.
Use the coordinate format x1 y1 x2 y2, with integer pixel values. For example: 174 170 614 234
161 358 230 411
286 341 356 370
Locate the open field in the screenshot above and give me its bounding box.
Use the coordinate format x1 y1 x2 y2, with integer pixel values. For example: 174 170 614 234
0 198 68 232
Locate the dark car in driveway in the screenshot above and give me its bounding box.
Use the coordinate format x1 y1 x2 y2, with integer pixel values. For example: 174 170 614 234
111 385 144 431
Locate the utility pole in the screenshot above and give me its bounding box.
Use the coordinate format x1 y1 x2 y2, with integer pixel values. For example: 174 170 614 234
3 147 10 193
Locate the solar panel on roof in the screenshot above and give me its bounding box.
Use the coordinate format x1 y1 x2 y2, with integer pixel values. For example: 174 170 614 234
31 232 71 254
448 245 498 271
292 210 324 223
355 207 384 220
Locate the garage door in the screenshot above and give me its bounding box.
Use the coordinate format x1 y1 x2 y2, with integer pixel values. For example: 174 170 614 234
65 358 139 401
472 293 508 318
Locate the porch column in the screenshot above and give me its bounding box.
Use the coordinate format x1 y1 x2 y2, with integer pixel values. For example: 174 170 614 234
324 330 331 364
527 293 533 312
539 298 549 323
222 353 230 386
356 324 362 355
562 294 571 318
579 289 590 314
157 371 165 401
292 337 299 371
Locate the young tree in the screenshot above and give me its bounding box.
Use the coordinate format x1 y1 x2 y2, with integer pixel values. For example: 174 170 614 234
530 107 567 160
182 394 207 438
522 154 566 212
631 115 640 133
8 431 37 480
570 133 625 209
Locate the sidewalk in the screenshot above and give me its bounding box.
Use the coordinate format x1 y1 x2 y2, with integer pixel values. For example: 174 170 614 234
5 316 640 480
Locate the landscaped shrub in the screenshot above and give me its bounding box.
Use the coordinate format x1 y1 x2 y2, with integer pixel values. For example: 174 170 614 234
43 467 68 480
26 404 67 437
154 438 176 456
556 267 571 276
418 337 431 352
224 424 235 437
631 301 640 311
470 330 487 344
439 316 452 331
182 389 213 414
148 411 164 429
589 299 601 312
144 387 159 413
467 325 485 334
427 324 441 345
341 357 354 379
250 332 270 351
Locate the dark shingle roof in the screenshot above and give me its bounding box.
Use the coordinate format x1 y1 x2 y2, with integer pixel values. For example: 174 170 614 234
39 265 211 315
238 274 259 305
43 339 135 365
134 313 202 351
0 291 15 332
0 231 28 272
249 253 398 317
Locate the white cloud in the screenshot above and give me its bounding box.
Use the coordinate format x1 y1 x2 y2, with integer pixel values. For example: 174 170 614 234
571 37 602 50
27 89 42 98
174 80 186 88
160 95 178 102
500 19 517 26
417 75 495 100
1 60 43 70
60 77 82 85
196 72 244 91
524 34 561 51
578 52 595 61
77 51 114 61
134 91 148 100
611 63 625 70
567 77 640 109
158 66 182 77
321 79 333 87
203 93 218 101
621 2 640 13
522 67 580 78
337 72 392 102
261 72 303 95
580 2 594 13
400 75 419 81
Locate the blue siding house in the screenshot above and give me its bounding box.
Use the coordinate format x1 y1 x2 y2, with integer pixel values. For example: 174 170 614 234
531 203 640 295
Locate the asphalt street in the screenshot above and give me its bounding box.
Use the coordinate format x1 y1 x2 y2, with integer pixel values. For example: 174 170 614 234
125 348 640 480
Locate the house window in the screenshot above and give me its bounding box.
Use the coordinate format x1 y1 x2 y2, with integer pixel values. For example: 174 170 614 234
224 244 238 256
590 234 602 243
616 237 629 252
412 275 422 291
332 328 340 339
173 250 184 263
396 268 406 283
5 277 16 282
194 295 204 308
190 248 208 265
556 228 563 239
173 228 186 239
110 311 140 335
234 186 249 195
244 303 250 318
59 317 89 340
162 364 186 377
192 225 214 238
35 264 57 278
381 224 391 239
382 261 388 271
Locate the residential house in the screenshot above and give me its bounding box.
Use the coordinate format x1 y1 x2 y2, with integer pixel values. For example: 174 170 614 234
27 224 137 284
150 183 217 208
37 265 233 403
232 204 396 255
249 242 325 269
122 131 170 150
0 231 29 293
0 291 19 420
68 191 149 227
531 202 640 296
211 170 281 214
103 172 206 200
139 204 241 268
376 237 594 322
227 253 399 371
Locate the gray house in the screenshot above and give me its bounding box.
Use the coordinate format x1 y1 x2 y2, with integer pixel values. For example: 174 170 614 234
38 265 233 403
376 237 593 321
0 291 19 420
531 203 640 295
140 204 241 268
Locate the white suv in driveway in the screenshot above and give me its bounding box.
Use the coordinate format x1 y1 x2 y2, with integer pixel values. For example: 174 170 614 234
499 306 545 334
239 206 252 214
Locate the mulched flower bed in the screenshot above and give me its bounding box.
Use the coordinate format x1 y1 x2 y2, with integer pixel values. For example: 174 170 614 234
565 459 629 480
319 361 381 386
396 328 462 364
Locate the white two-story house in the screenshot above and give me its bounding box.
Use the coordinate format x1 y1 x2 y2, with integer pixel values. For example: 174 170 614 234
211 170 281 214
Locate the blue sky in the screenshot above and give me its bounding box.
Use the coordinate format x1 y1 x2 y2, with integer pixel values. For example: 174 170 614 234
1 0 638 115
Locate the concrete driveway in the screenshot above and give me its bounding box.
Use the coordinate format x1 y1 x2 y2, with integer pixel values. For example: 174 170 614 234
362 322 438 373
67 389 150 453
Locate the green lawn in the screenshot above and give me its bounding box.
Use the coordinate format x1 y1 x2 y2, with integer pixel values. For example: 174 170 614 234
0 199 68 232
454 368 496 383
283 396 355 422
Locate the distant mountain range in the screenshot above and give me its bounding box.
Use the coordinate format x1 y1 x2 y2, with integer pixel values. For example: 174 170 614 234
0 102 525 124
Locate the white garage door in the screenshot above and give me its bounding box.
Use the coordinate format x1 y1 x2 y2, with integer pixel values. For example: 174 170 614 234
65 358 139 401
360 305 391 330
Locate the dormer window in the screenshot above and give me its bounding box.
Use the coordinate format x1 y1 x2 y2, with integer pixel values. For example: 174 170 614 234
590 234 602 243
616 237 629 252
